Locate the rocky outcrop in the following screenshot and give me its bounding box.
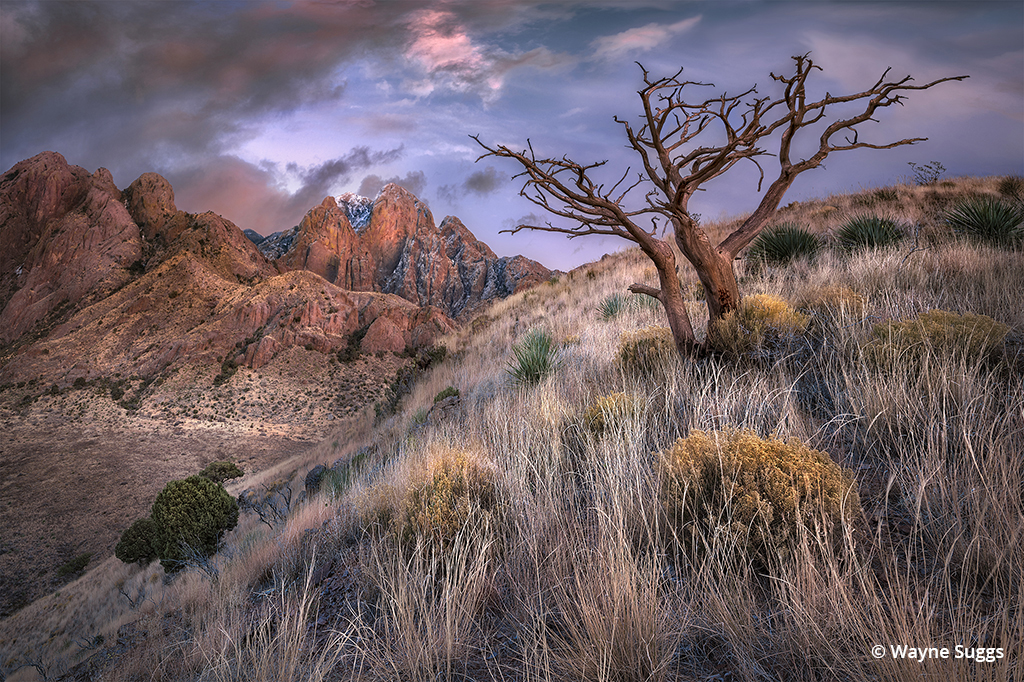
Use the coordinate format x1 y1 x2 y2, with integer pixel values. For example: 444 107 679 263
0 152 143 344
261 184 552 319
122 172 191 243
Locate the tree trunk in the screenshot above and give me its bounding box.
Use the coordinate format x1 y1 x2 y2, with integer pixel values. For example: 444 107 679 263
658 262 698 356
695 250 740 327
632 238 699 356
671 216 742 337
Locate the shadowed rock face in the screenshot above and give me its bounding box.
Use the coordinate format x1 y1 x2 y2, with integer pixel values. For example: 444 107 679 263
0 153 458 384
263 184 552 319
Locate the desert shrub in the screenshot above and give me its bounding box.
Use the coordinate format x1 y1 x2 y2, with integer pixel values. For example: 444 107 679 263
508 328 560 386
115 517 158 566
598 293 662 320
616 326 676 375
711 294 809 357
433 386 459 404
944 196 1024 248
746 223 820 267
998 175 1024 200
795 285 866 322
375 365 418 421
866 309 1010 366
583 392 641 436
151 475 239 573
597 293 631 320
323 449 372 498
57 552 93 577
658 429 860 568
873 186 899 202
198 460 244 483
908 160 945 185
412 344 447 370
394 449 500 548
337 326 368 362
835 215 904 251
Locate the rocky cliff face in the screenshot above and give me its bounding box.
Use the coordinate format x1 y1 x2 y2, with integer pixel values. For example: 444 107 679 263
0 153 142 344
261 184 552 319
0 153 457 385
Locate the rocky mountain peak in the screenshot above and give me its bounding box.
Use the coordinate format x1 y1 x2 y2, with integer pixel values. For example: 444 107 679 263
123 171 191 243
262 184 552 320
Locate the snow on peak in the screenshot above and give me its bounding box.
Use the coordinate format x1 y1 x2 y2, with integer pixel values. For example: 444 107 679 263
337 192 374 232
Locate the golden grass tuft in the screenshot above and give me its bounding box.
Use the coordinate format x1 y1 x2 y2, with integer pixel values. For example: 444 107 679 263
658 429 860 568
359 445 501 549
796 284 867 320
616 326 676 375
583 391 641 436
711 293 809 356
866 309 1011 365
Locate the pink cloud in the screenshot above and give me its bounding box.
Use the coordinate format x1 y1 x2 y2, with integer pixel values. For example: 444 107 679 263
592 16 701 61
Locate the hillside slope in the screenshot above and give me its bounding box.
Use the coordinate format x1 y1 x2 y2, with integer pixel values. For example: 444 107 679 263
2 174 1023 681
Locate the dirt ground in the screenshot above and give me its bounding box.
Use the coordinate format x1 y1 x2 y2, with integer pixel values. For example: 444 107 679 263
0 348 404 618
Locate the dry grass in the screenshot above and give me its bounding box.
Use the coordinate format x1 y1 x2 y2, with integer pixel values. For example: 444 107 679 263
4 176 1023 681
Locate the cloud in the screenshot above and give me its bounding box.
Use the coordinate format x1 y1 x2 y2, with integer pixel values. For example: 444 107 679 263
0 1 381 172
592 16 701 62
437 166 504 205
464 167 502 195
357 170 429 201
401 8 572 102
502 212 549 231
167 146 405 234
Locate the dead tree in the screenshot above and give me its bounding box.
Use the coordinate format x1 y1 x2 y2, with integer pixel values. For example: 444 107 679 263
475 54 966 355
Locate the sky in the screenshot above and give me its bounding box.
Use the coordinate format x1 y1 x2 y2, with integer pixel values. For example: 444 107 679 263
2 1 1022 270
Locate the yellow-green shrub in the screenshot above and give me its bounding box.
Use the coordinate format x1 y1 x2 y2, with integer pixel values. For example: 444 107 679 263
866 309 1010 365
387 448 500 548
658 429 859 568
711 294 809 356
583 392 641 436
796 285 866 319
617 326 675 375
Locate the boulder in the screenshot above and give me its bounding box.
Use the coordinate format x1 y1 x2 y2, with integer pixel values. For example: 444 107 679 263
304 464 329 497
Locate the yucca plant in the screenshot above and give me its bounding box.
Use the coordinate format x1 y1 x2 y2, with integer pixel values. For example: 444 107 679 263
746 223 820 266
597 293 630 320
507 328 560 386
944 196 1024 248
835 215 904 251
997 175 1024 200
598 293 663 320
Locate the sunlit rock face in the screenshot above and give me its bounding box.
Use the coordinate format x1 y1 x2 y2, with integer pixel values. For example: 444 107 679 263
0 152 143 343
264 183 552 319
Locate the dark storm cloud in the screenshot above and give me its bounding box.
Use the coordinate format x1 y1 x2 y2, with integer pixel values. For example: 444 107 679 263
0 0 403 170
357 171 429 201
289 147 406 213
464 167 502 195
437 166 504 205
